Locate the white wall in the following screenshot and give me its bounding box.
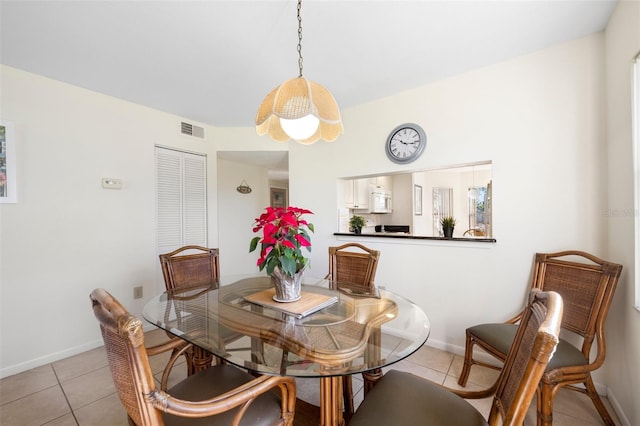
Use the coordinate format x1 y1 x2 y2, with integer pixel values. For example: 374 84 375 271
0 65 281 377
603 1 640 425
216 157 270 275
290 32 613 385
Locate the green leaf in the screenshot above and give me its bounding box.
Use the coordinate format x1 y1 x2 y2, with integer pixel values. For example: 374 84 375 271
266 256 278 275
249 236 260 252
280 256 296 276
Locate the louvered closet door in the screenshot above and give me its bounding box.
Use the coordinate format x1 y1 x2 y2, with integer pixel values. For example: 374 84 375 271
155 146 207 256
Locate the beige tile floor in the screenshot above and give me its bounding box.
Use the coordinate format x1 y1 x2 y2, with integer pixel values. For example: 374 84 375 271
0 329 621 426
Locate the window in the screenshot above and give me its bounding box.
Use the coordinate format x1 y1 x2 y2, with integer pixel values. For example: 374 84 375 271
432 187 453 236
633 52 640 309
467 180 492 237
155 146 207 254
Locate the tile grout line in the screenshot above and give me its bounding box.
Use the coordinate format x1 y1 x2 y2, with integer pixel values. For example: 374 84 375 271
50 363 80 426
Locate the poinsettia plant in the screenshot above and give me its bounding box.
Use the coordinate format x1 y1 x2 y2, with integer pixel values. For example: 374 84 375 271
249 206 314 277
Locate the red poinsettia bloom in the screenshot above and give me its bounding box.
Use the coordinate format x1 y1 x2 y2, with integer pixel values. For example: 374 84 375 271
250 206 314 277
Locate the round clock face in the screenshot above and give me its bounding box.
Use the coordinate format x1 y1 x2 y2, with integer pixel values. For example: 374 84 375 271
385 123 427 164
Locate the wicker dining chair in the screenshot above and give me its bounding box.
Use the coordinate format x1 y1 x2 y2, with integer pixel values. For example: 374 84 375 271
158 246 222 373
463 228 486 237
457 251 622 426
90 288 296 426
159 245 220 291
326 243 380 290
325 243 381 414
349 289 563 426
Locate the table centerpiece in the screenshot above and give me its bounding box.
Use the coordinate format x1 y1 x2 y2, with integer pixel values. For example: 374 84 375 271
250 206 314 302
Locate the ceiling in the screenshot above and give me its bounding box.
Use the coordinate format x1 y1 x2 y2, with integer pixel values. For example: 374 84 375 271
1 0 617 130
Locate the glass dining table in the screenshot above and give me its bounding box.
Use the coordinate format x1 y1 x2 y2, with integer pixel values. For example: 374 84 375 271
143 274 430 426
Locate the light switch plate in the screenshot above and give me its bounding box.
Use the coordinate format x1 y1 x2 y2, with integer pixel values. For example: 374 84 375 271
133 286 143 299
102 178 123 189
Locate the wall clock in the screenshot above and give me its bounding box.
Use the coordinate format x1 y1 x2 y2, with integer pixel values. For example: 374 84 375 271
385 123 427 164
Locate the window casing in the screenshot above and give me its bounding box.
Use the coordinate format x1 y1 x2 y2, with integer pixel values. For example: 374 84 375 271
633 52 640 310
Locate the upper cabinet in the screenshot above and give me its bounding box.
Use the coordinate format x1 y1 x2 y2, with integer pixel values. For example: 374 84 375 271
372 175 393 194
344 178 373 209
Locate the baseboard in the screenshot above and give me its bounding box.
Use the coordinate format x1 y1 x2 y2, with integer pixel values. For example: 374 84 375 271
606 387 632 426
424 338 502 367
0 339 104 379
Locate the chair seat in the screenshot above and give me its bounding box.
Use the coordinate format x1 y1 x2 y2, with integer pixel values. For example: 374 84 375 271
469 323 588 370
348 370 488 426
164 364 283 426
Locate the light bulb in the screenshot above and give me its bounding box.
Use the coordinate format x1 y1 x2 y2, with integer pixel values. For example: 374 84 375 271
280 115 320 141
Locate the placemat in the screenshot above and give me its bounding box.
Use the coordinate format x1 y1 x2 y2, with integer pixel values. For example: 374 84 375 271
244 288 338 319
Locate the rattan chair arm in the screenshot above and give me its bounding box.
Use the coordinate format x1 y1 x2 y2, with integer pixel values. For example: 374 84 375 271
447 380 499 400
147 374 296 424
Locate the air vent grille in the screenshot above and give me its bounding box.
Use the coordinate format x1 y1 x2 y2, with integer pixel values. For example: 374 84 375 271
181 122 204 138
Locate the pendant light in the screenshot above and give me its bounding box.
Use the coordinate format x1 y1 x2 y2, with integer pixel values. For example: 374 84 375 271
256 0 343 145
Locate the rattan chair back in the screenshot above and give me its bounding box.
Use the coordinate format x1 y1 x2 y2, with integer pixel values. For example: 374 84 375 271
91 288 167 425
530 251 620 349
327 243 380 288
490 289 563 425
159 246 220 290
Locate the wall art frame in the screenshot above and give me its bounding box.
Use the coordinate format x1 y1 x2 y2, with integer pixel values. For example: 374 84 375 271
270 187 287 209
0 120 17 203
414 184 422 215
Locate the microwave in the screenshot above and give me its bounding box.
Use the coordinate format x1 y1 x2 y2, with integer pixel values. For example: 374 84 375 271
369 189 392 213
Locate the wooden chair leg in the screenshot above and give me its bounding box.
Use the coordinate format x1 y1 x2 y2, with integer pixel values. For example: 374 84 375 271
535 387 543 426
584 376 615 426
538 382 556 426
457 332 475 386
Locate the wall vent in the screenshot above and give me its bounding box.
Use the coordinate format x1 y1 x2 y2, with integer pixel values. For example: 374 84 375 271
181 122 204 139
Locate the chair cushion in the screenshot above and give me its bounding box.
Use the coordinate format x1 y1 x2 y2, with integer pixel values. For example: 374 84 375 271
163 364 283 426
468 323 588 371
349 370 488 426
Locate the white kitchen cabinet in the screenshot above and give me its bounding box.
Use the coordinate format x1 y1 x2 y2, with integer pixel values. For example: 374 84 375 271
344 178 372 209
373 175 393 193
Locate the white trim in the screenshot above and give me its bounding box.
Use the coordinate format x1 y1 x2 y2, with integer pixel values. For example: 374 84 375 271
633 52 640 311
0 339 104 379
606 387 632 426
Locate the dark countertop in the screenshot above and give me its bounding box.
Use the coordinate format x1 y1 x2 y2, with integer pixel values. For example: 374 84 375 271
333 232 497 243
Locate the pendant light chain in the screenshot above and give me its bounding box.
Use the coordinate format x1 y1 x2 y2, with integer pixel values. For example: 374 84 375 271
297 0 304 77
255 0 343 143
